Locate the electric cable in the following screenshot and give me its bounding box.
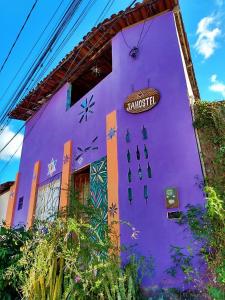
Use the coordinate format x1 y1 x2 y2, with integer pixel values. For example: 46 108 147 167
0 0 66 104
25 0 115 98
0 0 38 75
0 0 83 132
0 0 103 163
23 0 98 96
0 0 67 136
0 0 115 131
0 0 138 178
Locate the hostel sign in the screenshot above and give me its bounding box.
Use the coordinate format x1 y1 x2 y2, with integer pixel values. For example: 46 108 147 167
124 88 160 114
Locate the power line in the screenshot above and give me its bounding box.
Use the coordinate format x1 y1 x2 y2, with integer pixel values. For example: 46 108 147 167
0 0 66 105
0 0 114 131
0 0 138 178
94 0 114 26
0 0 101 176
0 0 90 144
0 0 67 136
21 0 97 98
4 0 115 103
0 0 83 132
0 0 98 155
0 0 38 75
0 126 24 155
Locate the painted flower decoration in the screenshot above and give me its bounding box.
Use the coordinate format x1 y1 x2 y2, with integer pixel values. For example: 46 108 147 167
91 158 107 184
107 127 117 140
75 136 98 161
108 203 118 218
79 95 95 123
63 154 70 164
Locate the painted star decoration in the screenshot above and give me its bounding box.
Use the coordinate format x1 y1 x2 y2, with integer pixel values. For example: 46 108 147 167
79 95 95 123
107 127 117 140
91 159 107 184
47 158 57 177
63 154 70 165
108 203 118 218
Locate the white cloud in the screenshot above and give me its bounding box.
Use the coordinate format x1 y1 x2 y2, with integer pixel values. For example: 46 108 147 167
194 16 221 59
0 126 24 161
215 0 224 6
209 74 225 98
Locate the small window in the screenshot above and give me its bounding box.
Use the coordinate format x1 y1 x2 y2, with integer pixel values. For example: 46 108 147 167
69 43 112 107
73 166 90 205
18 197 24 210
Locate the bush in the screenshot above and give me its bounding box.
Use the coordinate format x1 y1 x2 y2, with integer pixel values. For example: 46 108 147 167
5 201 152 299
0 225 33 299
168 186 225 299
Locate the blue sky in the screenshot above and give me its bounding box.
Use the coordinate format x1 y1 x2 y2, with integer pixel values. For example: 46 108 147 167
0 0 225 184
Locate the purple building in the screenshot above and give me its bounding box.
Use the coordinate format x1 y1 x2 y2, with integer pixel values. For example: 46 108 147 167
8 0 204 288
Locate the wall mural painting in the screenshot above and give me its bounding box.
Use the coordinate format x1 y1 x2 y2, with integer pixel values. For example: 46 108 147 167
47 158 57 177
128 168 132 183
63 154 70 165
147 162 152 178
107 127 117 140
75 136 98 165
90 156 108 239
142 125 148 140
144 144 148 159
78 95 95 123
128 187 132 204
138 164 143 180
136 146 141 160
144 185 148 203
108 203 118 218
127 149 131 163
125 129 131 143
126 126 152 204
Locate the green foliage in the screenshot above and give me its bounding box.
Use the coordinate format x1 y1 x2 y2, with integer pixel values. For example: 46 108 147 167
208 286 225 300
166 245 196 283
192 101 225 298
5 200 152 299
0 225 33 299
169 186 225 298
205 186 225 220
193 101 225 133
193 101 225 196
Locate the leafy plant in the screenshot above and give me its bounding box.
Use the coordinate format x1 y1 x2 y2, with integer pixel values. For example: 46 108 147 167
166 245 196 283
193 101 225 197
6 197 152 299
0 224 33 300
168 186 225 299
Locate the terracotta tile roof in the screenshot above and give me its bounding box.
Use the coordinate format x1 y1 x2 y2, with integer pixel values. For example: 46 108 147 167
0 181 14 195
9 0 199 121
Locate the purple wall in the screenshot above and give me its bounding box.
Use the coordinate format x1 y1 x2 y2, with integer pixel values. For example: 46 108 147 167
14 12 204 288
